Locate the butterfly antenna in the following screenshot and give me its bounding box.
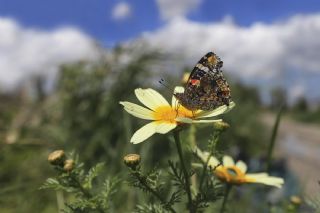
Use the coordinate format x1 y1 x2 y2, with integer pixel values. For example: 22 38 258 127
158 78 175 91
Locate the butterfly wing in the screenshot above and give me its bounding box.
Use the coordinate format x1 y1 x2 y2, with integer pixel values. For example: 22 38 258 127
187 52 222 83
176 52 231 111
198 72 231 109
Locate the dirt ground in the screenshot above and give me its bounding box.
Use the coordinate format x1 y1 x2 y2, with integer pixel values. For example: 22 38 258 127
262 112 320 197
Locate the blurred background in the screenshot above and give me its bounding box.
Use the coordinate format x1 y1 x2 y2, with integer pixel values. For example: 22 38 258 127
0 0 320 212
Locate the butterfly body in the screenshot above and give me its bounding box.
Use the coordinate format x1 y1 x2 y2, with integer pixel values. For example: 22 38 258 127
175 52 231 111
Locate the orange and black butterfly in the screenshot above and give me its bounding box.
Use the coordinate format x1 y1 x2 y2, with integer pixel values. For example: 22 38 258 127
174 52 231 111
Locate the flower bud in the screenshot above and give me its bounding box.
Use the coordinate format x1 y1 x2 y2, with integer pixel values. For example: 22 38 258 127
290 195 302 206
48 150 65 166
63 159 74 172
213 121 230 132
181 72 190 84
124 154 141 169
5 131 18 144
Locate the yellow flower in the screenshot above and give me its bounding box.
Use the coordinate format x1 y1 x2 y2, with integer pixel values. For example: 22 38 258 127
120 87 235 144
196 148 284 188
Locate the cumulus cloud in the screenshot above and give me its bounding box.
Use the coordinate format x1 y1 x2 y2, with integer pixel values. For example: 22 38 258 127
112 2 132 21
0 17 100 90
156 0 202 20
141 14 320 101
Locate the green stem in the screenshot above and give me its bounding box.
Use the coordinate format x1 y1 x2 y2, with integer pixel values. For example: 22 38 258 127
199 133 219 189
173 131 194 213
71 175 92 198
188 125 198 195
199 154 211 190
56 190 65 213
220 184 232 213
133 171 177 213
266 105 283 172
71 175 105 213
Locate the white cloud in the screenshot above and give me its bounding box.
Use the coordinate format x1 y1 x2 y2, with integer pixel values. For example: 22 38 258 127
290 84 305 101
112 2 132 21
156 0 202 20
0 17 100 90
141 14 320 101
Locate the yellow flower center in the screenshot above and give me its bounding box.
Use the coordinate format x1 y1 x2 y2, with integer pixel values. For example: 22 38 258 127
214 166 248 184
153 105 193 124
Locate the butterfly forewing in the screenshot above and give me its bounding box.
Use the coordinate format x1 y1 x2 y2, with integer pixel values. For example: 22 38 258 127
175 52 231 111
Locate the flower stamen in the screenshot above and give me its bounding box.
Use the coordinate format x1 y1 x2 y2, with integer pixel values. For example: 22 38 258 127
215 166 247 184
153 106 193 124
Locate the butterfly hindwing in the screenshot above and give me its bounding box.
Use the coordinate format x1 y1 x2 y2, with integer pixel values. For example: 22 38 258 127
175 52 231 111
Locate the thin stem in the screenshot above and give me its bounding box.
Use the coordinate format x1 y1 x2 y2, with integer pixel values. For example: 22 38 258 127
56 190 65 213
199 132 219 189
71 175 105 213
173 131 193 213
199 154 211 190
71 175 92 198
133 171 177 213
220 184 232 213
189 125 198 195
266 105 283 172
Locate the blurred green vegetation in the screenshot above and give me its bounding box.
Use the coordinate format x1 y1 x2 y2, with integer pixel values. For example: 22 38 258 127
269 87 320 124
289 97 320 124
0 47 296 212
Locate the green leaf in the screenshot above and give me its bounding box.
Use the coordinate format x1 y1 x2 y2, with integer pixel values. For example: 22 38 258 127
134 204 169 213
83 162 105 190
99 177 121 210
39 178 60 190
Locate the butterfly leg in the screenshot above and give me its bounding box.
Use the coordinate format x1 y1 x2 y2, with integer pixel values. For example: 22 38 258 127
175 102 181 118
192 110 196 118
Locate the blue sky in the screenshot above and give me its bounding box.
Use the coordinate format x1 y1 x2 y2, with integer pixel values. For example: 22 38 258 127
0 0 320 102
1 0 320 45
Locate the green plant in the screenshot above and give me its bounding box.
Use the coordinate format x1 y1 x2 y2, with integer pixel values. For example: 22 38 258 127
41 151 120 213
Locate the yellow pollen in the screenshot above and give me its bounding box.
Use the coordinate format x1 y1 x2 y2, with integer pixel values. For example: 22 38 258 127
214 166 247 184
153 106 193 124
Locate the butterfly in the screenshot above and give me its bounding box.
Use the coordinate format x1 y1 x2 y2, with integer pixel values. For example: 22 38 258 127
174 52 231 111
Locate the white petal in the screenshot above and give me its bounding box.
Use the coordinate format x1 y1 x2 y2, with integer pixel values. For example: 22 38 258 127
245 173 268 179
208 156 220 168
191 119 222 123
196 102 236 118
235 160 247 173
223 155 235 166
174 86 185 93
246 173 284 188
130 122 157 144
194 147 220 168
172 86 185 108
135 88 170 110
194 147 207 162
175 117 222 124
257 177 284 188
175 117 193 123
155 122 177 134
120 102 154 120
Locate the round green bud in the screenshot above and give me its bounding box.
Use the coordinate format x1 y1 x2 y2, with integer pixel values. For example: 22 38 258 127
124 154 141 169
63 159 74 172
213 121 230 132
